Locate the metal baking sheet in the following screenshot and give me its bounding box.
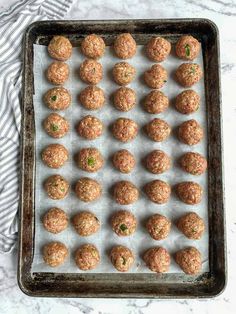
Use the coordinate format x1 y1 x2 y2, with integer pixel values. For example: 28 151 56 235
18 19 226 298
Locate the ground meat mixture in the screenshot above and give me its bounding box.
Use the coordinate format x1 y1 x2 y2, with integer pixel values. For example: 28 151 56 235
113 62 136 86
113 87 136 112
48 36 72 61
43 87 71 110
75 177 102 202
76 115 103 140
72 211 100 236
146 214 171 240
41 144 68 168
145 118 171 142
79 59 103 84
111 210 137 236
144 64 167 89
176 63 203 87
75 147 104 172
175 247 202 275
75 244 100 270
114 33 137 59
43 241 68 267
113 181 139 205
44 175 70 200
143 90 169 114
110 245 134 272
145 149 171 174
79 85 105 110
180 152 207 175
146 37 171 62
43 113 69 138
81 34 105 59
176 181 203 205
143 247 170 273
46 61 69 85
42 207 68 234
112 149 136 173
178 119 203 145
175 89 200 114
144 180 171 204
175 35 200 61
177 212 205 239
112 118 138 142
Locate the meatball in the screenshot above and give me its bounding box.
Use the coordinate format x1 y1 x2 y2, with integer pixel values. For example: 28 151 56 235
145 150 171 174
76 115 103 140
112 118 138 142
143 247 170 273
175 247 202 275
43 241 68 267
177 212 205 240
112 149 135 173
41 144 68 168
46 61 69 85
110 245 134 272
75 177 102 202
178 119 203 145
75 244 100 270
48 36 72 61
114 33 136 59
79 85 105 110
175 90 200 114
43 87 71 110
145 118 171 142
175 35 200 61
143 90 169 114
43 113 69 138
113 87 136 112
175 63 203 87
72 211 100 236
180 152 207 175
75 147 104 172
144 64 167 89
79 59 103 84
113 62 136 86
42 207 68 234
146 37 171 62
146 214 171 240
144 180 171 204
113 181 139 205
44 175 70 200
81 34 105 59
176 181 203 205
111 210 137 236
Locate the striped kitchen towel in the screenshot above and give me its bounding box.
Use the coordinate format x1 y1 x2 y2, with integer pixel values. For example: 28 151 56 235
0 0 73 253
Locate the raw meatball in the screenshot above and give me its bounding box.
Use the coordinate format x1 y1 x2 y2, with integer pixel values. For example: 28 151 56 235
175 247 202 275
43 113 69 138
146 37 171 62
143 90 169 114
75 244 100 270
44 175 70 200
79 85 105 110
111 210 137 236
81 34 105 59
114 33 136 59
79 59 103 84
43 241 68 267
175 35 200 61
177 212 205 240
42 207 68 234
146 214 171 240
75 177 102 202
176 63 203 87
143 247 170 273
113 87 136 112
113 62 136 86
178 119 203 145
176 181 203 205
175 90 200 114
41 144 68 168
48 36 72 61
112 149 135 173
110 245 134 272
180 152 207 175
145 150 171 174
76 115 103 140
144 180 171 204
113 181 139 205
112 118 138 142
145 118 171 142
46 61 69 85
72 211 100 236
144 64 167 89
43 87 71 110
76 147 104 172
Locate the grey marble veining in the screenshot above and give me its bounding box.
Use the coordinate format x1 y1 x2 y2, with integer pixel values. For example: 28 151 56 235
0 0 236 313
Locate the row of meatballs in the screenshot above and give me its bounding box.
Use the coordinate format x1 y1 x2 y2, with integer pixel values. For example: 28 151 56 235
42 145 207 176
43 241 202 275
43 208 205 240
48 33 200 62
44 176 203 206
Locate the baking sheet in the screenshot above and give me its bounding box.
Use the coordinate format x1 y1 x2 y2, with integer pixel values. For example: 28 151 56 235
32 43 209 273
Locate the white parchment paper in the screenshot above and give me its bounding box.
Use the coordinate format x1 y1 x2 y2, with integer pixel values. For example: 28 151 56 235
32 43 208 273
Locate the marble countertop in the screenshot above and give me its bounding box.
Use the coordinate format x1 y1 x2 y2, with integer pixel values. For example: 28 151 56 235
0 0 236 313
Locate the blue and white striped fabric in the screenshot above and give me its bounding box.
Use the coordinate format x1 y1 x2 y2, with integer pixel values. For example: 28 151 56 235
0 0 73 253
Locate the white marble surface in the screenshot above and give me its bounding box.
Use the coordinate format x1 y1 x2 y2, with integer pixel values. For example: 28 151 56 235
0 0 236 313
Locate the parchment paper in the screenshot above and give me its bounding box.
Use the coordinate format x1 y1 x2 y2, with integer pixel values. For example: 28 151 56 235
32 43 208 273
